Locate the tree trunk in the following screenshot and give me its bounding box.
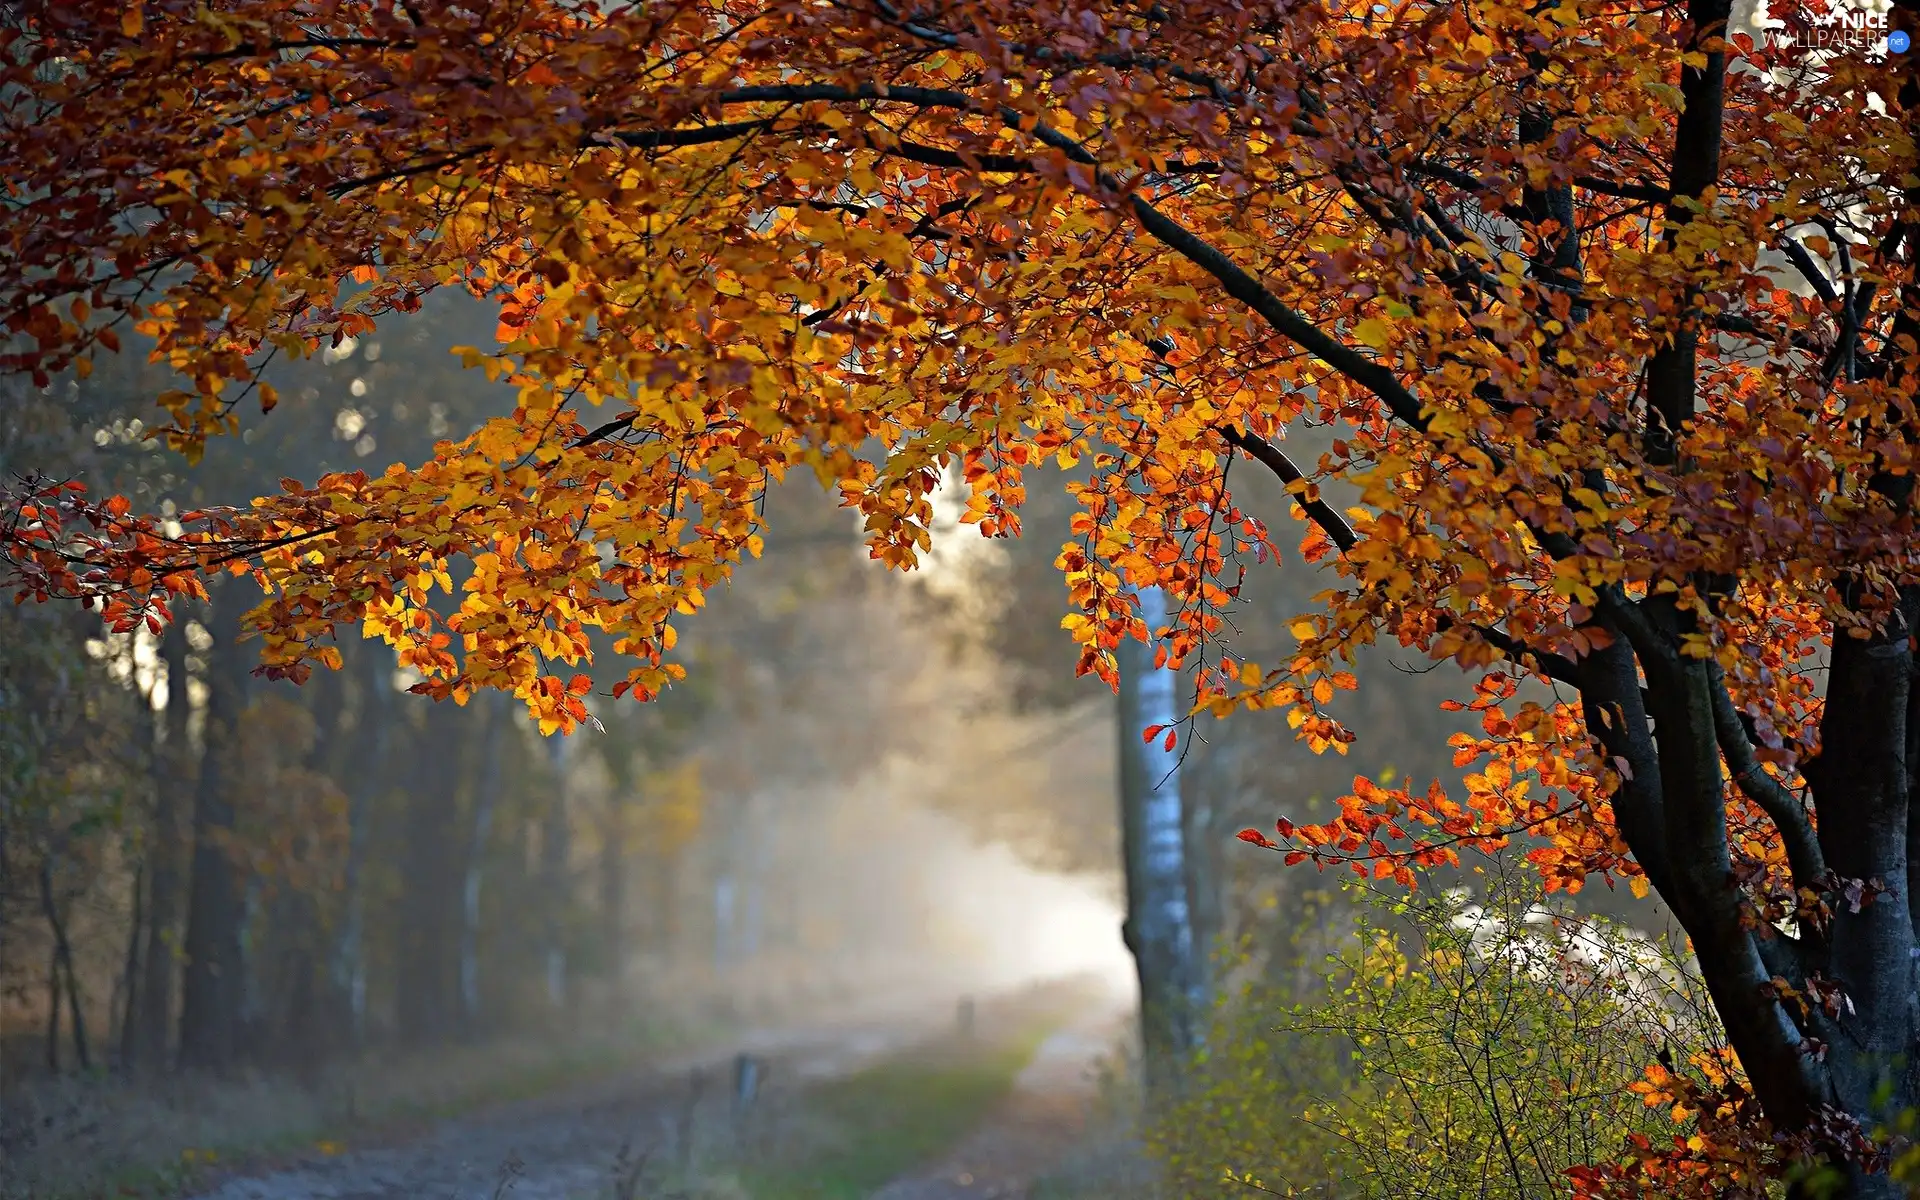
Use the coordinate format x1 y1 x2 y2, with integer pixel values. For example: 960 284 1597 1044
458 693 506 1038
273 658 343 1078
329 638 391 1052
136 613 191 1073
44 933 59 1074
651 849 679 962
178 588 249 1072
541 732 571 1013
1571 10 1920 1193
1116 583 1204 1090
0 816 11 1076
740 794 763 964
599 805 626 999
1186 734 1244 990
39 848 89 1071
113 635 155 1072
713 871 735 970
235 878 265 1060
116 859 143 1071
396 701 461 1045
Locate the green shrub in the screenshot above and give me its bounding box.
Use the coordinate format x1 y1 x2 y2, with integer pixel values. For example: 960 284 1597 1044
1152 862 1725 1199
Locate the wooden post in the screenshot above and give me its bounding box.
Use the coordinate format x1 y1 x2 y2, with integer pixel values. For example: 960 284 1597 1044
733 1052 761 1114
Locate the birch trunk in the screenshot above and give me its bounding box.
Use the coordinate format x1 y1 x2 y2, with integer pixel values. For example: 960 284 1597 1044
1116 583 1204 1087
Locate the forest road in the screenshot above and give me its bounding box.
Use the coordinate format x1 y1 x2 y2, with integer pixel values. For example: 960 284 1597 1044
186 978 1108 1200
868 996 1132 1200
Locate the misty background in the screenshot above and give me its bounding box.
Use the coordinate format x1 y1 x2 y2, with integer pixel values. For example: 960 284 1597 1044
0 291 1488 1182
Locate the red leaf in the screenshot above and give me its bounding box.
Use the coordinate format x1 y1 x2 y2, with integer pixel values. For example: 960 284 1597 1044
1162 728 1178 752
1142 723 1165 744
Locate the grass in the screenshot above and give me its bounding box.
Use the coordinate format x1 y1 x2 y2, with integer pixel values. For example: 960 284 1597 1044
731 1020 1056 1200
2 1007 741 1200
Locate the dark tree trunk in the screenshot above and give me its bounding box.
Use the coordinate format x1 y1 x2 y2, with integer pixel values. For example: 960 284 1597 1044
458 693 506 1039
136 612 192 1073
44 933 59 1074
1555 5 1920 1193
396 701 462 1045
116 859 143 1070
235 878 265 1061
178 588 250 1072
329 638 391 1053
0 817 10 1065
263 886 324 1084
274 658 344 1077
540 733 571 1014
114 634 157 1072
39 849 89 1071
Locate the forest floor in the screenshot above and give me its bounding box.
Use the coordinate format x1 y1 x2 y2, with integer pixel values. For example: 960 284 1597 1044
160 978 1132 1200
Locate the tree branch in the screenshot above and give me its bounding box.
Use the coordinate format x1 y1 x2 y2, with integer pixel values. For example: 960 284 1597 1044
1709 663 1826 893
1575 635 1674 899
608 119 782 149
1780 236 1841 307
1218 426 1357 552
1440 616 1583 686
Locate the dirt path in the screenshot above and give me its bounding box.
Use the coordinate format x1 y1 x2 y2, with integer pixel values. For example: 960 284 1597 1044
185 981 1113 1200
867 998 1132 1200
187 1009 950 1200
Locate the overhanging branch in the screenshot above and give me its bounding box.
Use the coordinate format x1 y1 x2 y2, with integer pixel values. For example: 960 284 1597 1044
593 81 1432 435
1218 426 1357 552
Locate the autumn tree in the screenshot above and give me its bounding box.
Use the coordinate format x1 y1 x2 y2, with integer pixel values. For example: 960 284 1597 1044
3 0 1920 1189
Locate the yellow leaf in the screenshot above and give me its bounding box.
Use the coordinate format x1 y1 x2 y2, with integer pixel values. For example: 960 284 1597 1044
1352 318 1392 350
122 6 143 37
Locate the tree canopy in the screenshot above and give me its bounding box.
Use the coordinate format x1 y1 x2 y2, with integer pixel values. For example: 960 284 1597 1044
3 0 1920 1187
